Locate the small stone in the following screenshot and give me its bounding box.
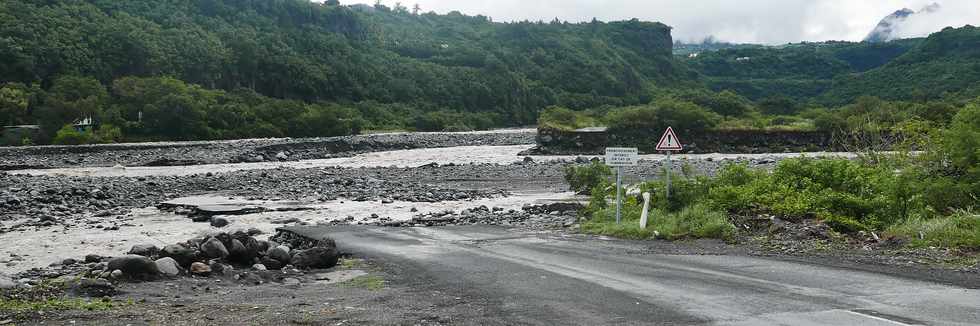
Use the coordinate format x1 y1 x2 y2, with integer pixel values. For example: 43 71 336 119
84 254 102 264
62 258 78 266
276 152 288 160
210 217 230 228
110 270 124 280
190 262 212 276
252 264 267 271
282 278 301 286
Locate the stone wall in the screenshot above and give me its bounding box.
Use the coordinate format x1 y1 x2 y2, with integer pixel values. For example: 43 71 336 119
534 127 837 154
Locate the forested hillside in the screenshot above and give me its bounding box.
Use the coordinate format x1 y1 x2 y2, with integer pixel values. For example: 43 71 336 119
0 0 688 143
685 25 980 106
684 39 921 102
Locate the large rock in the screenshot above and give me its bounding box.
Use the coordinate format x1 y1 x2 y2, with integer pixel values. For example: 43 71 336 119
160 244 197 267
155 257 181 277
107 255 160 278
267 246 291 263
0 273 15 289
227 239 249 263
201 238 229 259
127 244 160 257
290 246 340 269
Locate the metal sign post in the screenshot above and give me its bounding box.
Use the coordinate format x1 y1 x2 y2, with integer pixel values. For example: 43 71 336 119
656 127 684 201
605 147 638 224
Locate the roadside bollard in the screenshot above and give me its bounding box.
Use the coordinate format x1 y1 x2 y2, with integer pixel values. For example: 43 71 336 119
640 192 651 229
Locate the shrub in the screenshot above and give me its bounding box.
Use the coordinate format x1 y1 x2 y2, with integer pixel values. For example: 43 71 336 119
887 211 980 250
52 125 92 145
605 100 721 139
563 162 612 194
582 202 734 240
538 106 598 131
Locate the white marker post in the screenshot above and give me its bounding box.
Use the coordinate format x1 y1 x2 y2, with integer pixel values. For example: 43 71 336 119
605 147 639 224
655 127 684 201
640 192 651 229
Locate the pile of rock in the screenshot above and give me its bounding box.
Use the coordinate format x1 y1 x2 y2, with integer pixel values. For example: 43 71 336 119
382 203 583 229
76 230 340 282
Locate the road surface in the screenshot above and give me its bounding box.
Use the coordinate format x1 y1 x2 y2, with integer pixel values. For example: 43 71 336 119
285 225 980 326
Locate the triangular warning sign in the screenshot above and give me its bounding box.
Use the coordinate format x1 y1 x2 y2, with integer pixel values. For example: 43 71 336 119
656 127 683 151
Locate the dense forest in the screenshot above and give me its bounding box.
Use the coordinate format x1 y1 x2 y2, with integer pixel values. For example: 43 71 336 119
685 26 980 106
1 0 979 145
0 0 693 144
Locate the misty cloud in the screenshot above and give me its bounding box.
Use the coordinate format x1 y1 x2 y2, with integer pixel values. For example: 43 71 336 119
344 0 979 44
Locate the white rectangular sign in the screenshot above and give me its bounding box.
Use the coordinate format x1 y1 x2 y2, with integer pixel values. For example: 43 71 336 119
605 147 639 167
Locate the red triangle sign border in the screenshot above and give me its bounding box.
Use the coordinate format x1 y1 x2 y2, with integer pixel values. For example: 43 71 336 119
656 127 683 151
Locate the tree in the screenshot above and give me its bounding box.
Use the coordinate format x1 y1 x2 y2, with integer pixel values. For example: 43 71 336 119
35 76 108 136
0 83 30 126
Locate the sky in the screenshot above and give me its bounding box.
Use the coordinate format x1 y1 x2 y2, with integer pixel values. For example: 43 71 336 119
342 0 980 44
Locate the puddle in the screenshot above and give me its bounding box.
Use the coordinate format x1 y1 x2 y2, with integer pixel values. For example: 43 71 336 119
0 191 577 274
8 145 860 178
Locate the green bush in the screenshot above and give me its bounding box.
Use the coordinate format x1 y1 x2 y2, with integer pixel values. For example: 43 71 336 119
887 211 980 250
583 202 734 240
538 106 598 131
605 100 721 139
52 125 93 145
563 162 613 194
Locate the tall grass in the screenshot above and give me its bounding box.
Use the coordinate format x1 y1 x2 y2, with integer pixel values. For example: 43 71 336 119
582 203 735 241
886 211 980 250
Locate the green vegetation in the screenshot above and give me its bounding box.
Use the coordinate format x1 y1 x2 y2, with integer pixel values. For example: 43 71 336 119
0 297 115 314
569 103 979 248
342 275 385 291
0 0 690 144
583 203 735 240
563 161 612 194
887 211 980 250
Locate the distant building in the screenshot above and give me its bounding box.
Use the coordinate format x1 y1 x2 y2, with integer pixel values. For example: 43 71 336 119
73 116 94 133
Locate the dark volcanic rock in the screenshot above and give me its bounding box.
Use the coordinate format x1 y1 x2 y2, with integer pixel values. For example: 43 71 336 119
107 255 160 278
160 244 197 267
201 238 229 259
290 246 340 269
127 244 160 257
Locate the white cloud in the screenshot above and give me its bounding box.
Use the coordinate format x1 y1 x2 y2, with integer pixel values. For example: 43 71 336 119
340 0 979 44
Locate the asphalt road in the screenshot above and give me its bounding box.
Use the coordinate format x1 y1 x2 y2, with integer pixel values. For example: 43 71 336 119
284 225 980 326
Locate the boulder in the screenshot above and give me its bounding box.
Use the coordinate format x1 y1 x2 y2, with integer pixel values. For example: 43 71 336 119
155 257 181 277
107 255 160 278
267 246 291 263
201 238 229 259
290 246 340 269
127 244 160 257
69 279 116 297
160 244 197 267
227 239 249 263
190 262 212 276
